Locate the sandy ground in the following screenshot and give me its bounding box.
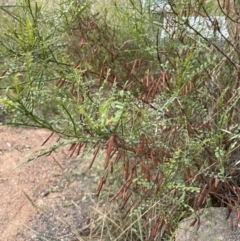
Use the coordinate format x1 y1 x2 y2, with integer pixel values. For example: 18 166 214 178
0 125 101 241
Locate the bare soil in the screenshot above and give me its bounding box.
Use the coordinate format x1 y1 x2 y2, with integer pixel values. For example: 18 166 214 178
0 125 101 241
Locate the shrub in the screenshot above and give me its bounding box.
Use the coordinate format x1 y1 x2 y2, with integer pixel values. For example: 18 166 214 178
1 0 240 240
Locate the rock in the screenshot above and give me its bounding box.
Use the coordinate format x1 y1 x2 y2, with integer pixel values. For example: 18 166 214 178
175 207 240 241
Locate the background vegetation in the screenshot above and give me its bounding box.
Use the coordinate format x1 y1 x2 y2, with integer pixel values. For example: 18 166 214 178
1 0 240 240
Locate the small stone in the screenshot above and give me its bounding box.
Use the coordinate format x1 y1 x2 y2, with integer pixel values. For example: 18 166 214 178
6 142 11 147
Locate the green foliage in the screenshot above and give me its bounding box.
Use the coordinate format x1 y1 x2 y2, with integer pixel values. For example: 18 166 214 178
1 0 240 240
